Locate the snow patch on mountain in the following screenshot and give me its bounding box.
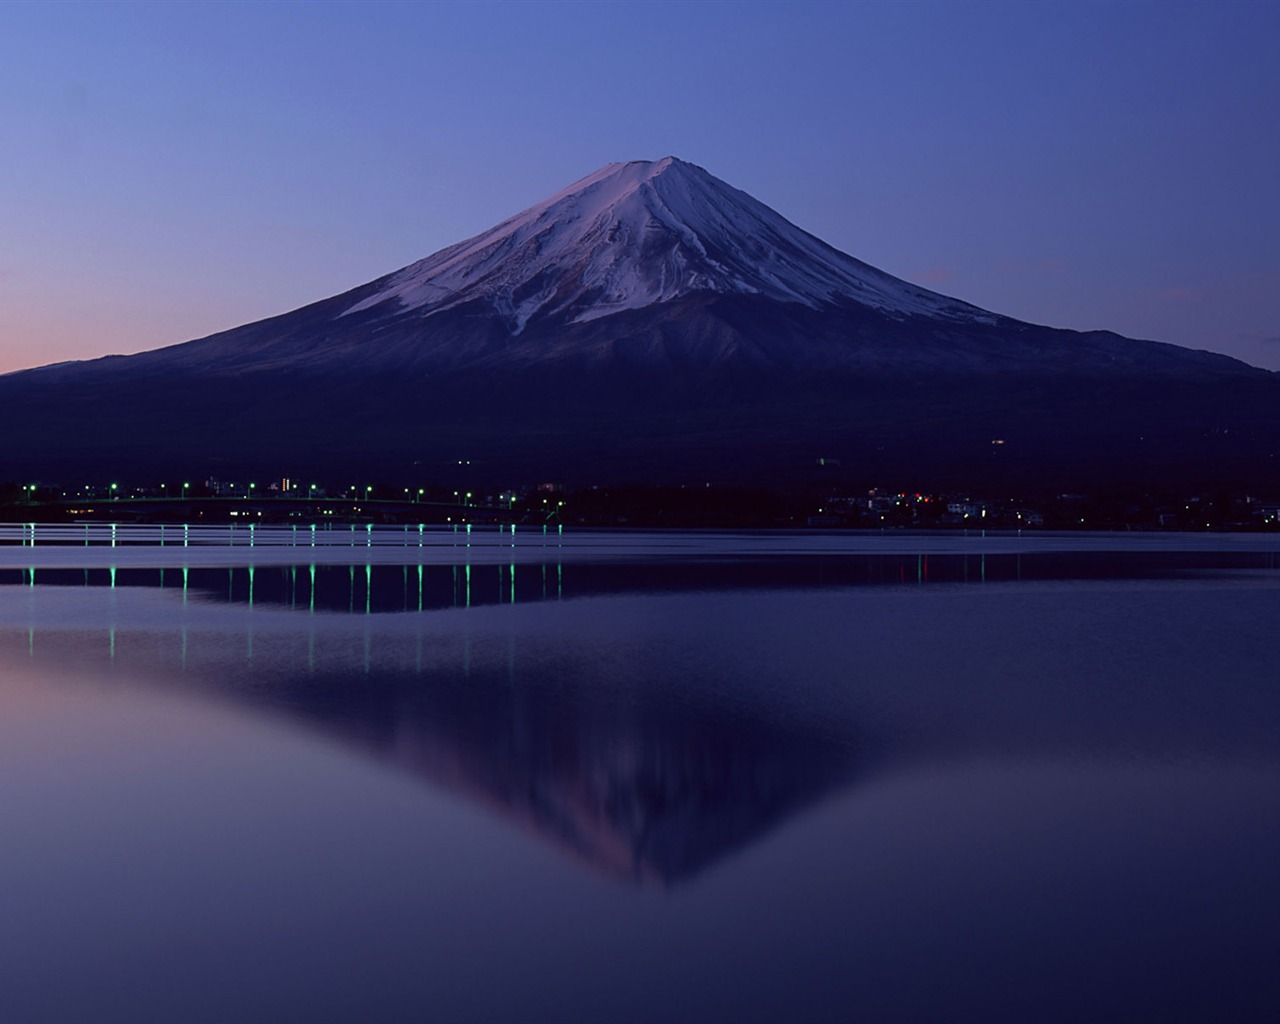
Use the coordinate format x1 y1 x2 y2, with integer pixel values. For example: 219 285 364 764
343 157 998 331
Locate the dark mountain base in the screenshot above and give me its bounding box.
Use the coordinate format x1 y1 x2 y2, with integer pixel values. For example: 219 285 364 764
4 357 1277 496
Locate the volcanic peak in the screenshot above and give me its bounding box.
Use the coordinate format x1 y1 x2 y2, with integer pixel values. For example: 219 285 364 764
343 157 998 332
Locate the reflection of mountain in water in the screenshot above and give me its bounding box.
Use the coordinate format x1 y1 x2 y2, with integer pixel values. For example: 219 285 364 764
256 661 855 885
18 545 1274 885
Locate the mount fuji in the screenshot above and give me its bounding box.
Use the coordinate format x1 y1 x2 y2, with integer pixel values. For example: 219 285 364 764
3 157 1277 490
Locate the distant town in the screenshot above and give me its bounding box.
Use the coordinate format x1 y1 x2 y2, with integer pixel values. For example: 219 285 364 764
2 475 1278 532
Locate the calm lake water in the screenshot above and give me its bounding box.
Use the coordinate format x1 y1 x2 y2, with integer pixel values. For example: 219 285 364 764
1 529 1279 1023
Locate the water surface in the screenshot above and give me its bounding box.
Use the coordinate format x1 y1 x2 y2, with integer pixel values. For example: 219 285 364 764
1 531 1278 1022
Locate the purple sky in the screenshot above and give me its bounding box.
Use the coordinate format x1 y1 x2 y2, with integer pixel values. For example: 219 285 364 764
2 1 1278 374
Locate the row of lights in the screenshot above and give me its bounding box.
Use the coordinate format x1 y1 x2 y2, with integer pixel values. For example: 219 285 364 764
32 479 540 510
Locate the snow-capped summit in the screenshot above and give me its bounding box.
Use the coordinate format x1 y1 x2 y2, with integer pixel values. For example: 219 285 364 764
343 156 996 331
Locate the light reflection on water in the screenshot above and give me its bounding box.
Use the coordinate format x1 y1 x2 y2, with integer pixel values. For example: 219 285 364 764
1 540 1279 1022
5 541 1280 616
